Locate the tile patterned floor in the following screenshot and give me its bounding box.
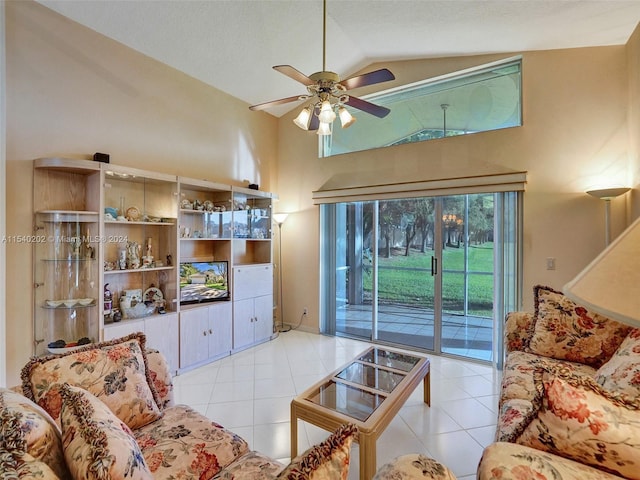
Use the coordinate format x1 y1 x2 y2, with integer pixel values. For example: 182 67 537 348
173 330 501 480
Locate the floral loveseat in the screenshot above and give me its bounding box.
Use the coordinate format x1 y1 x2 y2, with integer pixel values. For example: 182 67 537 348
477 285 640 480
375 285 640 480
2 332 357 480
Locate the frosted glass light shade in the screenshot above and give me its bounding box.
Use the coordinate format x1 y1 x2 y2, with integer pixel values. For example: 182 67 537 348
338 107 356 128
563 215 640 327
293 107 312 130
273 213 289 225
317 121 332 136
587 187 631 200
318 101 336 123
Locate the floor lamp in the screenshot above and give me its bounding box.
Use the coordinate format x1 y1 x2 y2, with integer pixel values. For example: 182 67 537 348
273 213 291 332
587 187 630 246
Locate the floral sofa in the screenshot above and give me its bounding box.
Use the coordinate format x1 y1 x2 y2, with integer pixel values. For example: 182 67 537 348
2 332 358 480
375 285 640 480
477 284 640 480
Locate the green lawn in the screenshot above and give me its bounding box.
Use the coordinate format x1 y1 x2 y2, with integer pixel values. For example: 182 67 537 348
363 243 494 316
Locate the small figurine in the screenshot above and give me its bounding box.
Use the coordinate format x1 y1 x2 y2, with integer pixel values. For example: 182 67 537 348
126 241 141 269
166 254 173 267
70 236 82 258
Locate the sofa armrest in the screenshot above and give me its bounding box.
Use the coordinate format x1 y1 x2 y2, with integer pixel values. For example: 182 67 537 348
145 348 175 409
478 442 622 480
504 311 534 353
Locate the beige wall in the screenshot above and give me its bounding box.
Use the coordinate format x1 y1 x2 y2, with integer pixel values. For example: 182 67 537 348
628 23 640 217
5 1 278 385
5 1 639 382
275 45 637 332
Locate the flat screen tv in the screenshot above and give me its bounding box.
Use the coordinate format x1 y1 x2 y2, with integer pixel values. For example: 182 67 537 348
180 261 229 305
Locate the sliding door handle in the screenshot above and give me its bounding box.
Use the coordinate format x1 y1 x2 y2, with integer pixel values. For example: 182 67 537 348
431 256 438 276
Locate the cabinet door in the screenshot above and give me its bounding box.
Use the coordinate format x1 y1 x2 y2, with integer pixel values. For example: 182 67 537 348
179 308 209 368
208 303 232 358
232 298 255 350
103 320 145 342
233 264 273 301
145 313 179 374
253 294 274 343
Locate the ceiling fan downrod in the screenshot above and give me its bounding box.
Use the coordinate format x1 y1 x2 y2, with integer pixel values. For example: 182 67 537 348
322 0 327 72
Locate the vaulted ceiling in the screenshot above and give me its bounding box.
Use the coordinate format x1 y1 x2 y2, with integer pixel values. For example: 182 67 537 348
38 1 640 117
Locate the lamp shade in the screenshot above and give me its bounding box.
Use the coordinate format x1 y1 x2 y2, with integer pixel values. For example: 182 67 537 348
318 100 336 123
273 213 289 225
563 216 640 327
586 187 630 200
338 107 356 128
317 121 332 136
293 107 312 130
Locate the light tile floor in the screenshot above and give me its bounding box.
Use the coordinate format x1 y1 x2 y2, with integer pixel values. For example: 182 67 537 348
173 330 501 480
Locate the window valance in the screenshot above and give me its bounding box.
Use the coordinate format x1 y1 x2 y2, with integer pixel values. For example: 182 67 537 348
312 170 527 204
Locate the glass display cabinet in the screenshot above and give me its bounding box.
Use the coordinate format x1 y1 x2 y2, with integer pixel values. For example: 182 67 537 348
33 158 101 355
232 187 273 265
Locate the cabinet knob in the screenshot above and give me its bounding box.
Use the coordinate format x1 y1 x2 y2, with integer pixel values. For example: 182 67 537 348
203 331 207 336
209 329 213 334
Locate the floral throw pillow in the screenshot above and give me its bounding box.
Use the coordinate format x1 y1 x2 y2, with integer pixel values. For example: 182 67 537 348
528 285 631 367
276 423 357 480
373 454 456 480
0 450 61 480
594 328 640 396
0 388 69 479
21 332 162 430
59 383 154 480
517 367 640 479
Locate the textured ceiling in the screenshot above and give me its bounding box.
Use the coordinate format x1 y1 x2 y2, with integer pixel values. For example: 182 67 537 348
37 1 640 117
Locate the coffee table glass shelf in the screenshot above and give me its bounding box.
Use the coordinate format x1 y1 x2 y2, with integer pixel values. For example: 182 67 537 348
291 346 430 480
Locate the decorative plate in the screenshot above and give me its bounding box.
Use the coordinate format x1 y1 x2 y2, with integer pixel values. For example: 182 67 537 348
144 287 164 303
125 206 141 221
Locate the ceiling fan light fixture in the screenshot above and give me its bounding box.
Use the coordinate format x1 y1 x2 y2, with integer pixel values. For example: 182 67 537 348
318 100 336 123
293 106 312 130
317 121 332 136
338 107 356 128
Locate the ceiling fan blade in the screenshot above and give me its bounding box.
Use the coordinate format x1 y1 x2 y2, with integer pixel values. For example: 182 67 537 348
273 65 315 86
308 113 320 131
249 95 303 111
345 96 391 118
340 68 395 90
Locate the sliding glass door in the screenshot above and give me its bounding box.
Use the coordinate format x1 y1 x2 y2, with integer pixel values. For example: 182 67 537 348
375 198 437 350
440 194 495 359
320 192 519 363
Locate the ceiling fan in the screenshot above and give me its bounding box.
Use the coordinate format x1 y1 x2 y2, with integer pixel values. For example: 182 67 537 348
249 0 395 134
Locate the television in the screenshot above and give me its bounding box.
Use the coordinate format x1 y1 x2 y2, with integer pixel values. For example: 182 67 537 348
179 261 229 305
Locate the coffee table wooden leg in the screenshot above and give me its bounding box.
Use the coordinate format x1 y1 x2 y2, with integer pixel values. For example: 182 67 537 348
423 369 431 406
290 403 298 459
359 432 376 480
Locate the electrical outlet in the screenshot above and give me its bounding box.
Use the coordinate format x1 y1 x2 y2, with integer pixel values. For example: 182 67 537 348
303 307 308 316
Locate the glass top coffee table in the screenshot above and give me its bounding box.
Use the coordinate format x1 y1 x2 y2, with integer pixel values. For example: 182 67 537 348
290 346 430 480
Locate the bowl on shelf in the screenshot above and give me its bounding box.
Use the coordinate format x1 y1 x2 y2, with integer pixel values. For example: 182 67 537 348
78 298 94 306
122 303 156 319
63 299 77 308
46 300 63 308
47 344 92 354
